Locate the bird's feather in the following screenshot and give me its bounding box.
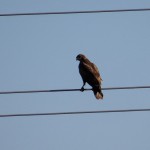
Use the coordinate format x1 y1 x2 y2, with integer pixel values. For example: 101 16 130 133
76 54 103 99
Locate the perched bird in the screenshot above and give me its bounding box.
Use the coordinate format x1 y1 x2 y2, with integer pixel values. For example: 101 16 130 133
76 54 103 99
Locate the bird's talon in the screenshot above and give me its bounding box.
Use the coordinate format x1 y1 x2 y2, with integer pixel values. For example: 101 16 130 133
80 87 85 92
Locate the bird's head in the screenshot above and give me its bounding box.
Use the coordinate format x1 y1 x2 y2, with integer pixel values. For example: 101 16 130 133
76 54 86 61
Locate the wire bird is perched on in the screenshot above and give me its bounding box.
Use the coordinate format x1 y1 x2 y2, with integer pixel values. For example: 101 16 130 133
76 54 103 99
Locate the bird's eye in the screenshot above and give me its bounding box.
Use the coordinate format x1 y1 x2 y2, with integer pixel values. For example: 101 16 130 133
76 54 82 60
77 55 81 59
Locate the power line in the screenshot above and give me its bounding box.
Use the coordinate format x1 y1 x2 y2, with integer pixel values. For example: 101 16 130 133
0 86 150 95
0 8 150 17
0 108 150 118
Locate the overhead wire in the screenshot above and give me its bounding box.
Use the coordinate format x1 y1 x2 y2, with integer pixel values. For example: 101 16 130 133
0 8 150 118
0 108 150 118
0 86 150 95
0 8 150 17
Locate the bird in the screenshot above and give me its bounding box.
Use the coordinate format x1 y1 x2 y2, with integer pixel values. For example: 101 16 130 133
76 54 103 99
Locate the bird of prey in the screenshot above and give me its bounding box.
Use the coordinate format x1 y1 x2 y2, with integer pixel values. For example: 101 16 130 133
76 54 103 99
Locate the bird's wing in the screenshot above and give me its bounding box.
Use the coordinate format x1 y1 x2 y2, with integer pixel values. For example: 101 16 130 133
80 62 102 85
91 63 102 81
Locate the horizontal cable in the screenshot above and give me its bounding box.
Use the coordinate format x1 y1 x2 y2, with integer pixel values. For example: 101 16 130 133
0 8 150 17
0 108 150 118
0 86 150 95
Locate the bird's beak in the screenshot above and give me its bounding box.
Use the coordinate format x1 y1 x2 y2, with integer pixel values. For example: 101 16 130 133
76 57 79 61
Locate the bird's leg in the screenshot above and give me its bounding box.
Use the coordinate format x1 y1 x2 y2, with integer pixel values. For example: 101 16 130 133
80 82 86 92
80 86 84 92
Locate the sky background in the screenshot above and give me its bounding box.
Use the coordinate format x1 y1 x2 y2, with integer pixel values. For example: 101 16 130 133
0 0 150 150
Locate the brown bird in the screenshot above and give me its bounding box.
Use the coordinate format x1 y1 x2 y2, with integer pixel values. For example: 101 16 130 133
76 54 103 99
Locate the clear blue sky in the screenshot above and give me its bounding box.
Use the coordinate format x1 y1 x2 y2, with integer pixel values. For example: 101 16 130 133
0 0 150 150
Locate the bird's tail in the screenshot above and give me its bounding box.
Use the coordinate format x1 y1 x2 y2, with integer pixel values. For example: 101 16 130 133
93 86 103 100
